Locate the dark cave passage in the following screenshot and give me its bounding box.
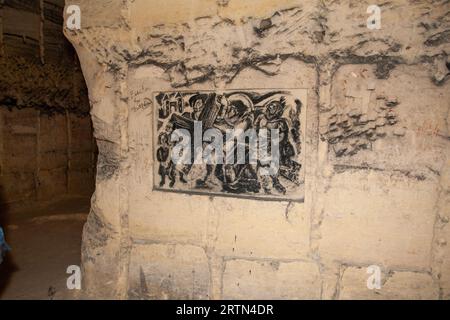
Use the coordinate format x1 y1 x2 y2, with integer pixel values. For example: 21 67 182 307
0 0 95 299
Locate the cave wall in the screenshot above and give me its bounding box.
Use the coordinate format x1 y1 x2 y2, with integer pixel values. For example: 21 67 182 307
0 0 95 204
64 0 449 299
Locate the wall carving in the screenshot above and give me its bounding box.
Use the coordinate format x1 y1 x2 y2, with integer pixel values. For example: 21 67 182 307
153 89 307 200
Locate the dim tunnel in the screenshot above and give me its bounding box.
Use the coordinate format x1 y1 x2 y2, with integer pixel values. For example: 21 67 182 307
0 0 96 299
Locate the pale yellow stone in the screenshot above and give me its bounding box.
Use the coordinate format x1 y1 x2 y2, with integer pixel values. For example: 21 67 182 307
319 170 438 270
213 197 310 260
339 266 439 300
128 244 210 300
129 193 211 246
223 259 321 299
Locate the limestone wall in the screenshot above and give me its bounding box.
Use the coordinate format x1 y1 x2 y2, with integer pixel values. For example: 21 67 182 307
0 0 95 205
64 0 450 299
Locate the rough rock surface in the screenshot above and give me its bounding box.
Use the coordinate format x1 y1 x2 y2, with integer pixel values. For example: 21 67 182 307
64 0 450 299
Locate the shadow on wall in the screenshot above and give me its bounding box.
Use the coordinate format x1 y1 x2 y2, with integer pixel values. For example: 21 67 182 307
0 185 19 297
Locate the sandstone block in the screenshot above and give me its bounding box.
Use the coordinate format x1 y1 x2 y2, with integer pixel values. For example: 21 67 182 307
319 170 438 270
129 192 210 246
213 197 310 260
222 259 321 299
339 266 439 300
128 244 210 300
